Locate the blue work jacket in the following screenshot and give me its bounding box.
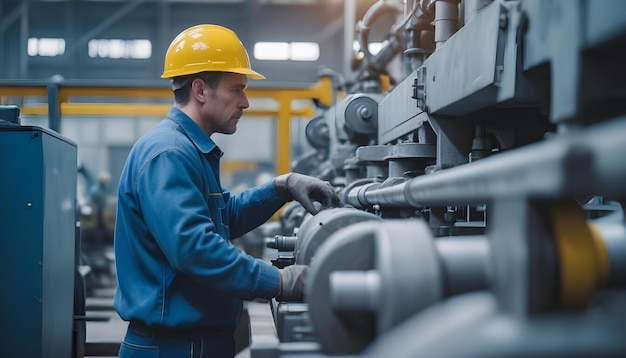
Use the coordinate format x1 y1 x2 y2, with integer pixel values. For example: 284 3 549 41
114 107 285 330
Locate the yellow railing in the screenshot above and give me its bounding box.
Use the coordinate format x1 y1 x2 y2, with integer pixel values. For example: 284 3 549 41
0 76 334 175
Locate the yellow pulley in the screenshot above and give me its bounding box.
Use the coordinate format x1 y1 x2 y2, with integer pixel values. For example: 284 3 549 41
550 200 609 309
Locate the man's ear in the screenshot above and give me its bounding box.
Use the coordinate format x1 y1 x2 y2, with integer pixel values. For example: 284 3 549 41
190 78 207 103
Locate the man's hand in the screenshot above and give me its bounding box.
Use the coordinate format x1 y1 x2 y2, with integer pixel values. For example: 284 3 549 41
276 265 308 302
275 173 341 215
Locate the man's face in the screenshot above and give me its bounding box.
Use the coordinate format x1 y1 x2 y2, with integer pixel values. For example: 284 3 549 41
202 73 249 135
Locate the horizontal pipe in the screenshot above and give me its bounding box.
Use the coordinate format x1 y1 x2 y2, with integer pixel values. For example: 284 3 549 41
353 116 626 208
405 116 626 206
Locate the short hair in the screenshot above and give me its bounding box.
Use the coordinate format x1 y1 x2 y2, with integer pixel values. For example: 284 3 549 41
173 72 224 105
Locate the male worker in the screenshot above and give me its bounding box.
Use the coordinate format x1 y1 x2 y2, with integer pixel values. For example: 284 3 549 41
114 24 340 357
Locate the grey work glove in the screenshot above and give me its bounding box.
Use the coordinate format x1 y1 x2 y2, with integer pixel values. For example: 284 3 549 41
276 265 309 302
275 173 341 215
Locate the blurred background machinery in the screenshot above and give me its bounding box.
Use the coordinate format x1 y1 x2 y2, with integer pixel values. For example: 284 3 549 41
77 166 117 296
252 0 626 357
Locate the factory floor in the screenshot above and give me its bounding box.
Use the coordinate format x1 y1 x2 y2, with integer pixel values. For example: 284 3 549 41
84 287 125 358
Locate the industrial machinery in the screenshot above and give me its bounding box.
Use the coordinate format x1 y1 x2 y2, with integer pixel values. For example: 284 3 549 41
0 105 81 357
250 0 626 357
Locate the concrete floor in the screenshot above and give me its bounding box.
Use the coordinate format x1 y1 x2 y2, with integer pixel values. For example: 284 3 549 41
84 287 125 357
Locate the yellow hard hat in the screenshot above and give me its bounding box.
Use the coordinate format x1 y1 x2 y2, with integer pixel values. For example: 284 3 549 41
161 24 265 80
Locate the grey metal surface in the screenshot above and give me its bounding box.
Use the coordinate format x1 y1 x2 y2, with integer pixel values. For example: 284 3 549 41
305 221 380 355
521 0 583 123
329 270 381 312
356 142 436 162
372 219 442 334
405 116 626 205
520 0 626 124
377 72 427 145
336 94 382 135
316 221 491 349
272 302 314 343
248 301 323 358
586 0 626 46
364 291 626 357
435 235 490 296
306 219 492 355
294 208 381 265
354 116 626 208
423 0 503 115
252 1 626 357
591 211 626 289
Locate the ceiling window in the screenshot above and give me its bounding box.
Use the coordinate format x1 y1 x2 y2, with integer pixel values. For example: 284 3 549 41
28 38 65 57
88 39 152 59
353 40 384 56
290 42 319 61
254 42 319 61
254 42 289 60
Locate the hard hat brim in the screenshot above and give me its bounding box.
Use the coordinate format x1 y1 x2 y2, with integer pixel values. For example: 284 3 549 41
161 68 265 80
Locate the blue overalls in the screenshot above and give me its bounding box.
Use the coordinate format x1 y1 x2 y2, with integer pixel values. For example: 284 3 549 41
114 107 284 357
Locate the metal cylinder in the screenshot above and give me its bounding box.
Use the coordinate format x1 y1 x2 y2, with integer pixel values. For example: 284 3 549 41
435 235 490 295
336 93 382 135
266 235 297 251
346 182 381 208
330 270 381 311
434 0 459 48
306 218 490 355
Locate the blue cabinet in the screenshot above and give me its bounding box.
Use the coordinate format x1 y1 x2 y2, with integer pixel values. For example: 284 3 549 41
0 126 77 358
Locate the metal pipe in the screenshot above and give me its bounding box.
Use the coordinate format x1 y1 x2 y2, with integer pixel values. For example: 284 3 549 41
347 116 626 208
362 181 408 208
357 0 403 61
344 0 357 77
434 0 460 48
328 235 489 310
404 116 626 206
350 0 405 89
346 182 382 208
435 235 490 295
266 235 298 252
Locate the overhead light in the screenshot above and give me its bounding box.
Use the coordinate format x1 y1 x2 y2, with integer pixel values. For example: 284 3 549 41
254 42 320 61
254 42 289 60
88 39 152 59
28 38 65 57
290 42 319 61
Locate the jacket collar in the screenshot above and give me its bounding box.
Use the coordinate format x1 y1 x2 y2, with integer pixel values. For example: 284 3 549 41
166 107 223 157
